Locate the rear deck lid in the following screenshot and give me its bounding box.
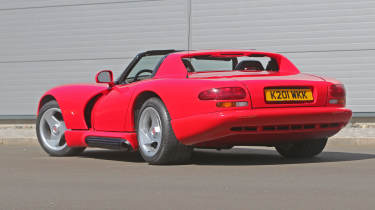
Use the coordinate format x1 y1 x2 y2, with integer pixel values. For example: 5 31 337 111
189 71 328 108
236 73 328 108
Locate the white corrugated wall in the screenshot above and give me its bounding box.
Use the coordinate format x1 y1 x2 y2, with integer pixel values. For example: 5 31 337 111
191 0 375 113
0 0 189 116
0 0 374 116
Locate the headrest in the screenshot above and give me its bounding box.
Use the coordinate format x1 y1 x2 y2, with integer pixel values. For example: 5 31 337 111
235 60 264 70
266 59 278 71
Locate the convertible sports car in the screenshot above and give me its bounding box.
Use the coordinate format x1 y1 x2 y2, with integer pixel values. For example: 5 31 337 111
36 49 352 164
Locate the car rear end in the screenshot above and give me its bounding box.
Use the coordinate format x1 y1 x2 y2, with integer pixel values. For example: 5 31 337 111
170 51 352 147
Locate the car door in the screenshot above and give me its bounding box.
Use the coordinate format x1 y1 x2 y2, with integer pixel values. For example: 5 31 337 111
92 54 166 132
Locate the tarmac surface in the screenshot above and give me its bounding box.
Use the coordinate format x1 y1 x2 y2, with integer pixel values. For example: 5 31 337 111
2 123 375 146
1 143 375 210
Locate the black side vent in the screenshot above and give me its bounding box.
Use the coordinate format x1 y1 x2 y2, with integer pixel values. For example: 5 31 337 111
84 94 102 128
85 136 131 150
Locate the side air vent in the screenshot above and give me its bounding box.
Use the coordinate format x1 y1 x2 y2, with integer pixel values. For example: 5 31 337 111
85 136 132 151
84 94 102 128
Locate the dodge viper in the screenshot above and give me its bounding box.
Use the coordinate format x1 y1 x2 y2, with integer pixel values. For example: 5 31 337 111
36 50 352 164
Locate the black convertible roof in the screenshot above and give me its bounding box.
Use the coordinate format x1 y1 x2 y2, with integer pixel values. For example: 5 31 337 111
138 49 181 56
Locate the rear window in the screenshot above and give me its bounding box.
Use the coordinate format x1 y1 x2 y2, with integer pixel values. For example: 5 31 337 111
182 55 278 72
189 58 233 71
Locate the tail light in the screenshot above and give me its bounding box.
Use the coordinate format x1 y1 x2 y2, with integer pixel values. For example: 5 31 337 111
199 87 248 108
328 84 346 106
199 87 246 100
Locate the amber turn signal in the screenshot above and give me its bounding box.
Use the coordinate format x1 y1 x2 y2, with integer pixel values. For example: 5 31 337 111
216 101 248 108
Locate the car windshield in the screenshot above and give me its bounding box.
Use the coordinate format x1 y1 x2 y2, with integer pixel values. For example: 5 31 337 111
124 54 165 83
182 55 278 72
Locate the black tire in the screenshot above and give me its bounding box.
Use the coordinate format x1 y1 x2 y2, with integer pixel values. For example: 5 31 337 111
275 138 327 158
36 100 85 156
136 97 192 165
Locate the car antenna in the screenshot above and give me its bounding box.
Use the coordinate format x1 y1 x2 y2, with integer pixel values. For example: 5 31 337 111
187 0 192 62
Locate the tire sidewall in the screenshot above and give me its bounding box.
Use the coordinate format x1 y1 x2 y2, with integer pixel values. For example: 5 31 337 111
276 138 327 158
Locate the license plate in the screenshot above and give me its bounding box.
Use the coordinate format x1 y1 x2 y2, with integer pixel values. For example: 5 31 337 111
265 88 313 102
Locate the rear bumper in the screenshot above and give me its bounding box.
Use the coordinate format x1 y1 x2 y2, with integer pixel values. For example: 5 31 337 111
171 107 352 146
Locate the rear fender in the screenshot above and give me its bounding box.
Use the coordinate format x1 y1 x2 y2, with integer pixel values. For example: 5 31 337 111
124 79 249 131
38 84 108 130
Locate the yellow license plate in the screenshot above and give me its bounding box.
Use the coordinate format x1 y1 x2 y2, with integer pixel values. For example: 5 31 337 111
265 88 313 102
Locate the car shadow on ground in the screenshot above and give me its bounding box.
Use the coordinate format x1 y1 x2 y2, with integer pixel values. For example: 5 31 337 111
80 149 145 163
79 147 375 166
191 147 375 166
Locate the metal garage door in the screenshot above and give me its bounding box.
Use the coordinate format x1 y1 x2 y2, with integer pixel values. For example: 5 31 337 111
0 0 189 116
191 0 375 113
1 0 374 116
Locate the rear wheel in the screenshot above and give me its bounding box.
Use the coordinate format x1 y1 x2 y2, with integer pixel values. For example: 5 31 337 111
275 138 327 158
137 97 192 165
36 100 85 156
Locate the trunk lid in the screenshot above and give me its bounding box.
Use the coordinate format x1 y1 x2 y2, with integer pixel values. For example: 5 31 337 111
188 71 328 108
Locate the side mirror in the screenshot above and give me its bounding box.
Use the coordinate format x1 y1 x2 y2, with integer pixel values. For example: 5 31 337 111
96 70 114 87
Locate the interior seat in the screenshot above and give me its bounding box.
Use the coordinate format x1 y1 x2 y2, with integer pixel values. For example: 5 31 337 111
266 59 279 71
234 60 264 70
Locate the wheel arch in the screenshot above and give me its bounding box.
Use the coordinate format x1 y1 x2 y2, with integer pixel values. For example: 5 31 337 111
37 95 57 115
37 84 108 130
131 91 163 131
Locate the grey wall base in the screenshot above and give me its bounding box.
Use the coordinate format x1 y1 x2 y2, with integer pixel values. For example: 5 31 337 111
0 113 374 124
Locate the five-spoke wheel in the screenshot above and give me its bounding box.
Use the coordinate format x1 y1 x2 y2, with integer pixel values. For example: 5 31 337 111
39 107 67 151
36 100 85 156
138 107 163 157
136 97 192 164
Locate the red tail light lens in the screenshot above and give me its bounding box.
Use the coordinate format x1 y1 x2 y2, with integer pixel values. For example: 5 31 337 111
199 87 247 100
329 84 346 97
328 84 346 106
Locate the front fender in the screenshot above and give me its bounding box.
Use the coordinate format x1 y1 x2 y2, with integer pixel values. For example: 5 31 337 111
38 84 108 130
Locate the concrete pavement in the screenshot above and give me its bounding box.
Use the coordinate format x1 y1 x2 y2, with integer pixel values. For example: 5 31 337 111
0 144 375 210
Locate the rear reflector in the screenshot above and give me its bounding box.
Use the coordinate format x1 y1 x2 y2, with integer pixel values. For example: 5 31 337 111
199 87 246 100
329 98 345 105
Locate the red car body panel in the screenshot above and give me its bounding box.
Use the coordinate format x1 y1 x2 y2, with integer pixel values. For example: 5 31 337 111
91 85 135 131
172 107 351 146
37 50 352 150
38 84 108 130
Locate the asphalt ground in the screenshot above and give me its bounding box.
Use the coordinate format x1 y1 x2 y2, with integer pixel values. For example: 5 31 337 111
1 143 375 210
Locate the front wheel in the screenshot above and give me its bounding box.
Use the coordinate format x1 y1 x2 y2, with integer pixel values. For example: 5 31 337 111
275 138 327 158
137 97 192 165
36 100 85 156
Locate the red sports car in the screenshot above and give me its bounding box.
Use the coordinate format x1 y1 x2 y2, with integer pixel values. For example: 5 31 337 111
36 50 352 164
